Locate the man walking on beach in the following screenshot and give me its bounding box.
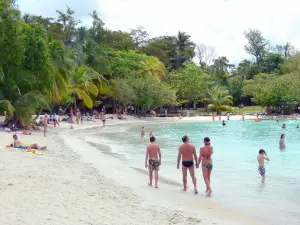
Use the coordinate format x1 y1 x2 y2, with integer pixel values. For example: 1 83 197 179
177 135 198 194
145 136 161 188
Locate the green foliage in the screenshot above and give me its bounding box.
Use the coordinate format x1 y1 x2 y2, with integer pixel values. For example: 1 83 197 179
242 73 300 110
165 63 211 103
244 29 269 65
207 86 233 114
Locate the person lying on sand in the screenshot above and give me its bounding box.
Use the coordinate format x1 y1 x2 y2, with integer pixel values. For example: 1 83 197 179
13 134 47 150
177 135 198 194
145 136 161 188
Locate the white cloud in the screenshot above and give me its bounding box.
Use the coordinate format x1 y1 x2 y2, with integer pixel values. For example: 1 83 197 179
100 0 300 64
17 0 300 64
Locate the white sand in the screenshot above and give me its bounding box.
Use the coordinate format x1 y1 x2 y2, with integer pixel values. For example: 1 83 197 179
0 116 266 225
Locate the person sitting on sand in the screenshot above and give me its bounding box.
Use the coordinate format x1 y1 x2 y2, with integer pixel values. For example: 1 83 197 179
141 126 145 138
177 135 198 194
279 134 286 151
222 120 226 126
145 136 161 188
197 137 213 196
282 123 286 128
13 134 47 150
257 149 269 184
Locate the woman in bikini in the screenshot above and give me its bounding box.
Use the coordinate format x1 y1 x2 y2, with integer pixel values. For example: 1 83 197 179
197 137 213 196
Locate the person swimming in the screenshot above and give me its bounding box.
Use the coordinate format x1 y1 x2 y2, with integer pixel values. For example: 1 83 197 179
279 134 286 150
222 120 226 126
282 123 286 128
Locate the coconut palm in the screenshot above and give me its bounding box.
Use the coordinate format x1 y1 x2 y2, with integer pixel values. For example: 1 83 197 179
207 86 233 115
44 37 73 103
139 56 165 77
0 67 49 127
172 31 196 69
69 66 108 109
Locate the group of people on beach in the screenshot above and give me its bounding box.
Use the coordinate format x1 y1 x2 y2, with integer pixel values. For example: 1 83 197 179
142 116 295 195
145 134 214 196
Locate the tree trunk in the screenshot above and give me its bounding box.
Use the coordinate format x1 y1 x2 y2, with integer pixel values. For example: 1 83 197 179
73 92 77 111
33 109 43 122
63 103 72 114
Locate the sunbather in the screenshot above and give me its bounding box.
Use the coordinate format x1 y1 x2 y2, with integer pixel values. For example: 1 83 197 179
12 134 47 150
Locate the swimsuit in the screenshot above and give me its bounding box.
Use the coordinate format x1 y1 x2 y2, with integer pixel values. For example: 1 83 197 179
148 158 160 171
258 166 265 176
202 163 213 169
182 161 193 168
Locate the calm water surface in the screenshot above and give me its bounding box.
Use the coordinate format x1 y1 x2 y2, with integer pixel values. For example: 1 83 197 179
86 120 300 225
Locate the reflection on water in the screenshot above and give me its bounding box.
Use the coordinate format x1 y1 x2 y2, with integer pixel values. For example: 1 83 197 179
86 120 300 225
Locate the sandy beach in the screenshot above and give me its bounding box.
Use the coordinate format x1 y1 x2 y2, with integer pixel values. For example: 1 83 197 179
0 115 266 225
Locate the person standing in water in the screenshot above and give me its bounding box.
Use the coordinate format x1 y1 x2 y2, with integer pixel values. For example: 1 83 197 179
222 120 226 126
282 123 286 128
257 149 270 184
145 136 161 188
177 135 198 194
197 137 213 196
149 129 154 138
141 126 145 138
279 134 286 150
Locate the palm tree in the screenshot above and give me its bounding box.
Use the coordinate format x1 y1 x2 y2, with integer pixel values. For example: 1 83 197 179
69 66 108 109
172 31 196 69
207 86 233 115
0 67 49 127
44 37 73 103
139 56 165 77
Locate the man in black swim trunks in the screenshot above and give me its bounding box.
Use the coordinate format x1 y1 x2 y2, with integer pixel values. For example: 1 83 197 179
177 135 198 194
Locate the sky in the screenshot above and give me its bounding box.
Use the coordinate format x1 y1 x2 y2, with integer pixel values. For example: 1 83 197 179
17 0 300 65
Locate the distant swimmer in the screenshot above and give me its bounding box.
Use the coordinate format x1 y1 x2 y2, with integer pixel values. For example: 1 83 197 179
177 135 198 194
222 120 226 126
197 137 213 196
279 134 286 151
282 123 286 129
297 125 299 129
141 126 145 138
145 136 161 188
178 113 182 120
149 129 154 138
276 120 279 124
257 149 270 184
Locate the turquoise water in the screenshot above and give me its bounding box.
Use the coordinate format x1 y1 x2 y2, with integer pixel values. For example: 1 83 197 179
86 120 300 225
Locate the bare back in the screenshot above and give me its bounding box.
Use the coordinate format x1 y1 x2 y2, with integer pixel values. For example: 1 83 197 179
200 145 213 164
179 143 196 161
147 143 161 158
257 154 266 166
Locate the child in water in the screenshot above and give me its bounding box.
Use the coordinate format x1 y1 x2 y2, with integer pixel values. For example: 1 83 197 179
141 126 145 138
257 149 270 184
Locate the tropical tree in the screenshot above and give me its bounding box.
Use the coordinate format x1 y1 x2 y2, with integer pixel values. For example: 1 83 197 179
207 86 233 114
172 31 196 70
0 68 49 127
139 56 165 77
69 66 108 109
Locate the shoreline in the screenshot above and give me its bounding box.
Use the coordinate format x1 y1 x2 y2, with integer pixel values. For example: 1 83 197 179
0 117 267 225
